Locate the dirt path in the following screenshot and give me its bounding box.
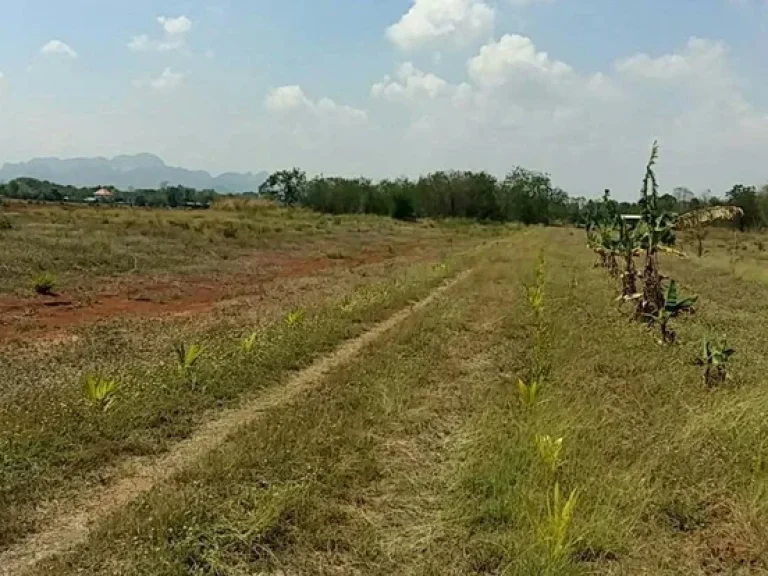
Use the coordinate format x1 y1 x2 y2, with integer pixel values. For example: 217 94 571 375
0 269 472 576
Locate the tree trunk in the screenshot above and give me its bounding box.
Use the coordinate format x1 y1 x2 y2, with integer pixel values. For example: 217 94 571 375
637 250 664 319
622 254 638 298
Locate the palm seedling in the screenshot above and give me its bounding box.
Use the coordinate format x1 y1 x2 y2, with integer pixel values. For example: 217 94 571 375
83 374 119 413
697 336 735 387
241 332 259 353
517 377 541 408
645 280 697 344
175 343 204 385
285 308 305 328
540 482 579 563
534 434 564 475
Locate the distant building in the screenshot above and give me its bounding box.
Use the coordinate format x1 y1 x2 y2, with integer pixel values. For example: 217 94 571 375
94 188 113 199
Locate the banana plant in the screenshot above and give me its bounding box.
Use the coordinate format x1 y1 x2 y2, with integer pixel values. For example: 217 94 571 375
645 280 697 343
614 217 643 302
697 336 735 387
587 221 620 276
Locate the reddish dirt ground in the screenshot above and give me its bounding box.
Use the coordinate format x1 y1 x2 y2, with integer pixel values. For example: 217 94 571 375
0 248 420 343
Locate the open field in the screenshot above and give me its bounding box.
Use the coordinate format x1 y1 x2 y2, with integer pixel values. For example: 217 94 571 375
0 201 502 561
3 205 768 574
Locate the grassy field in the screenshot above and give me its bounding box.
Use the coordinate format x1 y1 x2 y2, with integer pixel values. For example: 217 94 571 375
3 205 768 575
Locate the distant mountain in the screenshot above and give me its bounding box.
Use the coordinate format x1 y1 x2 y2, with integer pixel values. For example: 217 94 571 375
0 154 268 193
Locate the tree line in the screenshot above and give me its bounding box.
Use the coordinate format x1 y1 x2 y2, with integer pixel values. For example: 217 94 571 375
4 169 768 229
259 168 767 228
0 178 217 208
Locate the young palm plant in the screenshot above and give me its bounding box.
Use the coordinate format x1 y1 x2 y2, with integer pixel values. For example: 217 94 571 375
517 377 541 408
697 336 735 387
645 280 697 344
540 482 580 564
175 343 204 386
285 308 305 328
82 374 119 413
241 332 259 353
534 434 564 475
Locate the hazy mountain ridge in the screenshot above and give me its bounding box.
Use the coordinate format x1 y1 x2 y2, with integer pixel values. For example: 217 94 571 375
0 154 267 193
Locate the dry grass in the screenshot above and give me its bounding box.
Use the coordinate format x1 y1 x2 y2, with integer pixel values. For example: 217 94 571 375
8 223 768 575
0 202 504 554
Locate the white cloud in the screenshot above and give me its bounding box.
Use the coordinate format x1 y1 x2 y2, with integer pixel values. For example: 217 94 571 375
133 68 185 92
265 85 311 111
129 15 192 52
159 15 192 36
372 62 450 101
387 0 495 50
468 34 572 87
40 40 78 59
616 37 728 81
265 85 367 123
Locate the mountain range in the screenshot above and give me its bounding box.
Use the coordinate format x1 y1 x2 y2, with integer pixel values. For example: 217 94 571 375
0 154 268 193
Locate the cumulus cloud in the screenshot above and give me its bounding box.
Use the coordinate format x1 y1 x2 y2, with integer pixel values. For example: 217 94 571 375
133 68 185 92
129 16 193 52
372 62 450 101
361 33 768 196
616 37 729 81
265 85 367 123
40 40 78 58
468 34 572 87
387 0 495 50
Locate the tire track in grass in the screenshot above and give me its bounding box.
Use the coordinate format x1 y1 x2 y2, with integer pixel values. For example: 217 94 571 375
0 269 473 576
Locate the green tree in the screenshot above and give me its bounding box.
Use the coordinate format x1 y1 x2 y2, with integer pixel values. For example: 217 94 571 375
726 184 760 230
259 168 308 206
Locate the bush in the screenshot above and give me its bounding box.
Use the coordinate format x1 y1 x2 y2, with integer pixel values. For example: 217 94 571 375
33 273 57 296
0 215 12 231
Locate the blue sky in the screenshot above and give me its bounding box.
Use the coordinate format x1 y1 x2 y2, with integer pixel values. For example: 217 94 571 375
2 0 768 199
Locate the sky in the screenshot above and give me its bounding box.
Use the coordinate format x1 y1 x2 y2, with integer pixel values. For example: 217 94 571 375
2 0 768 199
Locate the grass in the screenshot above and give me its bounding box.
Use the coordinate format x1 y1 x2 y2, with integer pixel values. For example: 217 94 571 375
0 199 498 296
0 202 504 552
8 222 768 575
